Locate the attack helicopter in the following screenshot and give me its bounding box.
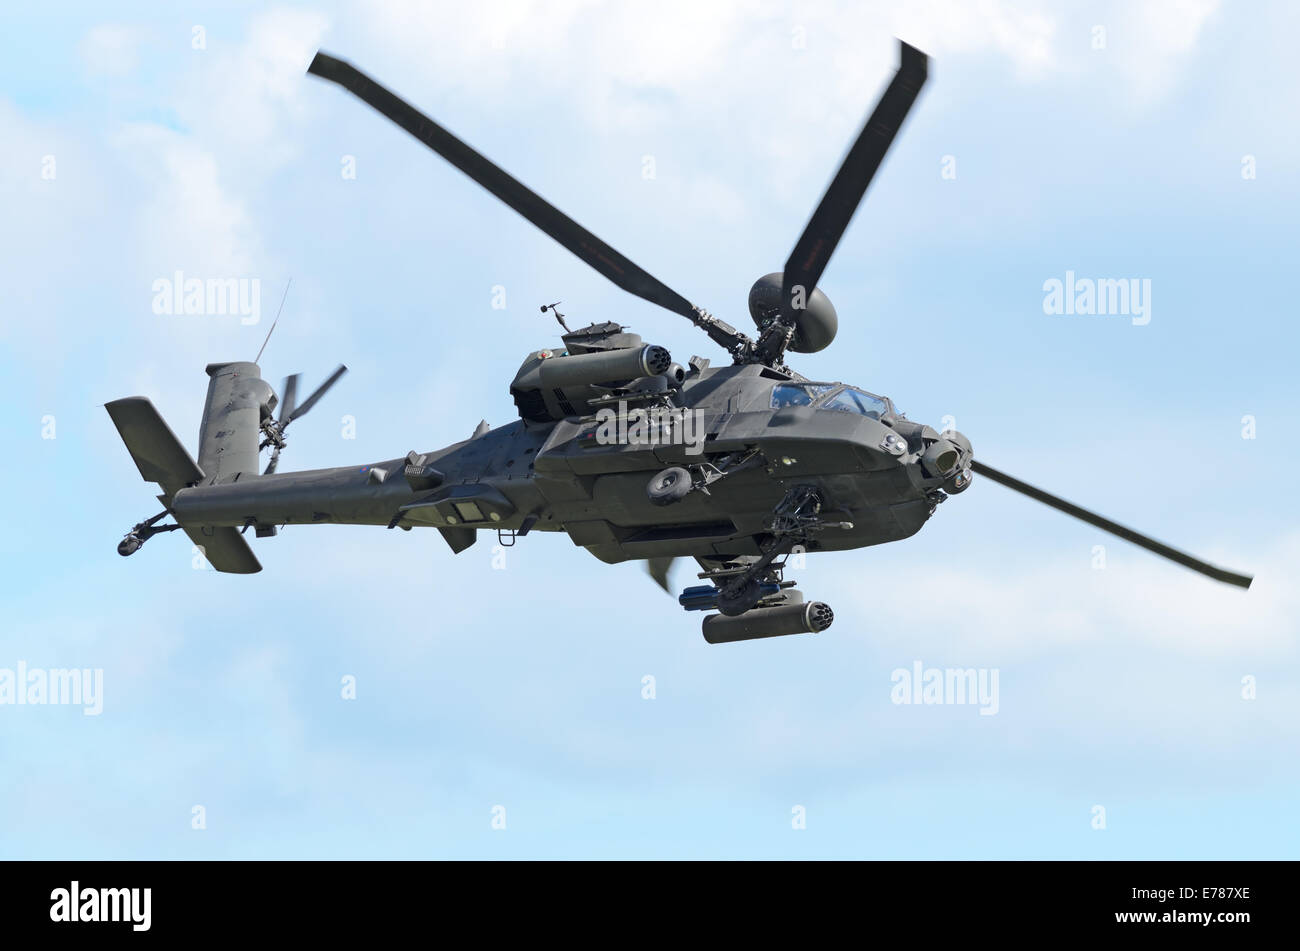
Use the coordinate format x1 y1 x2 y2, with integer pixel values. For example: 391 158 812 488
106 41 1252 644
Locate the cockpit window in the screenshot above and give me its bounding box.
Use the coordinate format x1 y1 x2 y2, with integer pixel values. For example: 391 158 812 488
770 383 834 408
820 387 888 420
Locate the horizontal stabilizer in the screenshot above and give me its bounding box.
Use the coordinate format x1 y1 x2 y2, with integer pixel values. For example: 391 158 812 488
183 525 262 574
105 397 205 500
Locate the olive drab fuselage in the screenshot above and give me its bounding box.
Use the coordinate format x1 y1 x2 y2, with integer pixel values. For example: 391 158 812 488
106 38 1253 648
167 347 971 567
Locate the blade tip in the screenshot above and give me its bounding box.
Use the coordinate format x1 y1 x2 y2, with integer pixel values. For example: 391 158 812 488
307 50 341 78
1220 569 1252 589
897 39 930 75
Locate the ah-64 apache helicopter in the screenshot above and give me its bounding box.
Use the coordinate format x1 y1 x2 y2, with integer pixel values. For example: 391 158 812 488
106 41 1252 644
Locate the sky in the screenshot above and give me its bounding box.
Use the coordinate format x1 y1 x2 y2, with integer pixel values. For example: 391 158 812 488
0 0 1297 859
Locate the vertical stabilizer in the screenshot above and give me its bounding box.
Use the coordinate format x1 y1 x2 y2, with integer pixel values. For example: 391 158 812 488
198 362 275 483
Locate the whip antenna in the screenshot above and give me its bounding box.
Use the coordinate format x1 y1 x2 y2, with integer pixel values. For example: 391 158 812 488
255 278 293 364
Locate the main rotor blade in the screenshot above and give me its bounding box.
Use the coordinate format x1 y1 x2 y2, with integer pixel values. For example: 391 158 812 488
782 40 927 314
307 52 702 323
971 460 1253 589
279 374 299 424
286 364 347 425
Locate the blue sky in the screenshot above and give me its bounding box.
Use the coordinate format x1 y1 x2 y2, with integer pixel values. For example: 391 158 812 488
1 0 1297 858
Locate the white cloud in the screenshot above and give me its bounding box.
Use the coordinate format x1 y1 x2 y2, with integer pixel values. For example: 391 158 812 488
888 0 1057 74
173 7 330 170
80 24 143 77
825 528 1292 658
84 7 331 284
114 123 261 279
1120 0 1221 105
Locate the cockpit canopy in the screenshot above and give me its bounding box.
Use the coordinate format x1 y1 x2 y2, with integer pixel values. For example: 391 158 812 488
770 383 891 420
770 383 834 408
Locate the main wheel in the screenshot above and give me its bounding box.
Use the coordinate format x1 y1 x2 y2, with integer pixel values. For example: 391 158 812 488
647 467 692 506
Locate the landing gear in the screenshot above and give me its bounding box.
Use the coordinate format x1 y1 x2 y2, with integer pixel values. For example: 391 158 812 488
645 448 764 506
647 467 692 506
116 510 182 557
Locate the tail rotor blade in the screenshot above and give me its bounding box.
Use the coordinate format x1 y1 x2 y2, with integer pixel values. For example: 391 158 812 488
286 364 347 425
260 366 346 476
971 460 1252 588
782 40 927 316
